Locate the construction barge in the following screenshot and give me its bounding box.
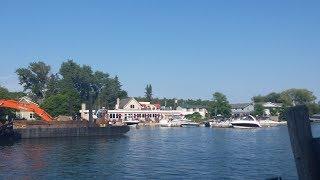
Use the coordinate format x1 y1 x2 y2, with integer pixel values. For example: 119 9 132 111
0 99 130 140
0 120 130 140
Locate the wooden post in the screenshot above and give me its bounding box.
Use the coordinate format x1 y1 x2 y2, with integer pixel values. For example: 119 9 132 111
286 105 320 180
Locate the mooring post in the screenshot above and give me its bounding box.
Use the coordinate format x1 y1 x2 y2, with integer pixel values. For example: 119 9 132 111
286 105 320 180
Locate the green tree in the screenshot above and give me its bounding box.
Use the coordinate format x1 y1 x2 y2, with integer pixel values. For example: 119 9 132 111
253 104 264 116
45 73 61 98
185 112 203 122
280 88 316 106
252 92 282 103
145 84 153 102
41 94 70 117
94 73 127 109
209 92 231 118
59 60 127 122
265 92 282 103
16 61 51 103
278 106 289 121
307 103 320 116
0 86 20 121
60 60 99 123
252 95 265 103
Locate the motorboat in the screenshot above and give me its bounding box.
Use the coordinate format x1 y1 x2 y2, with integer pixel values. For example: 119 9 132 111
310 114 320 122
159 119 171 127
180 121 200 127
159 119 182 127
230 115 261 128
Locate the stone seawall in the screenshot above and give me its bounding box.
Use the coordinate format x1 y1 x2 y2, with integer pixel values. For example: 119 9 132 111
15 125 130 139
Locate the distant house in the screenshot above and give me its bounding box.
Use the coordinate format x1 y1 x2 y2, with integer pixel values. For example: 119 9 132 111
15 97 37 120
262 102 282 109
176 105 207 119
115 97 142 110
262 102 282 116
231 103 254 116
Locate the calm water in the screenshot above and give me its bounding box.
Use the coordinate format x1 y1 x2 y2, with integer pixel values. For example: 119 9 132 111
1 124 320 179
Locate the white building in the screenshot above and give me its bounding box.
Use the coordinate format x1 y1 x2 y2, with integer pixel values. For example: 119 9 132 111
231 103 254 116
262 102 282 116
80 97 208 121
176 106 207 118
15 97 37 120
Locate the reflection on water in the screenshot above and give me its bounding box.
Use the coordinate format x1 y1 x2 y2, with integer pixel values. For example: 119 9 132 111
1 125 314 179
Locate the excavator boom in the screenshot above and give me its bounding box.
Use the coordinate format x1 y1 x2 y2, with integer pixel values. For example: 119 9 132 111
0 99 53 122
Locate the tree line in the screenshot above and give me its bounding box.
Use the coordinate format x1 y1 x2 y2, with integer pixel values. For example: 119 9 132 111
208 89 320 119
0 61 319 121
139 85 320 120
14 60 127 121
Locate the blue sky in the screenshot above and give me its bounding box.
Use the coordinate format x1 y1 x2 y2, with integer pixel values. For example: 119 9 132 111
0 0 319 103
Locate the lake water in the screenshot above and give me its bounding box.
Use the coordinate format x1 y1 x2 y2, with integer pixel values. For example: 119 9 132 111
1 124 320 179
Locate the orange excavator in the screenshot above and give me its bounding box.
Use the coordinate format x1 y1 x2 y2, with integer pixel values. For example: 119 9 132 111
0 99 53 122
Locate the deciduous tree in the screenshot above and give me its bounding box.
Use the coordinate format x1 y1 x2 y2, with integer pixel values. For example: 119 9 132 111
253 104 264 117
185 112 203 122
209 92 231 118
16 61 51 103
280 88 316 106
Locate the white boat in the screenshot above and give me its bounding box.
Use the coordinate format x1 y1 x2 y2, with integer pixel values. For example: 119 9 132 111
159 119 182 127
159 119 171 127
230 115 261 128
180 121 200 127
310 114 320 122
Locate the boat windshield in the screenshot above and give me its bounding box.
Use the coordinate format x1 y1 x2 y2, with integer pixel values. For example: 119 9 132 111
241 116 255 121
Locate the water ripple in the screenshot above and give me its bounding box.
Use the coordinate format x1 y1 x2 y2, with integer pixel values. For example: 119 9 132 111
0 125 310 179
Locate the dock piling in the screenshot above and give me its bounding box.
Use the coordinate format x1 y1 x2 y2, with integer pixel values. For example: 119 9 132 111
286 105 320 180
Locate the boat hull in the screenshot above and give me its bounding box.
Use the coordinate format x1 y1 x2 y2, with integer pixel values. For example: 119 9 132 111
181 123 200 127
14 125 130 139
231 123 261 128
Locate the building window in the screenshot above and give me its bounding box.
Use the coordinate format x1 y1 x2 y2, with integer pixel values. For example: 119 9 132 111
30 113 34 119
130 105 135 109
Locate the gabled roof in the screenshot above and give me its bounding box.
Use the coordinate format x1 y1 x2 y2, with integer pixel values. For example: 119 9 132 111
262 102 282 108
231 103 252 109
119 97 143 109
19 96 38 106
119 98 134 109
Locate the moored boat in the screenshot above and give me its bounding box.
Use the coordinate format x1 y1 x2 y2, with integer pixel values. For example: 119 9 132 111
231 115 261 128
310 114 320 122
180 121 200 127
159 119 182 127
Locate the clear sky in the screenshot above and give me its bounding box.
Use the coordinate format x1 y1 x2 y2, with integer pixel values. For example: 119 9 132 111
0 0 319 103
